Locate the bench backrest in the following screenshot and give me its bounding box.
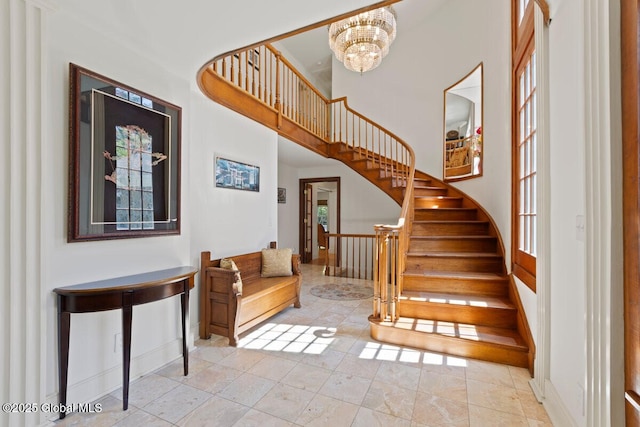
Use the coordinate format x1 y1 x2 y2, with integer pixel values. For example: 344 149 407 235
227 251 262 283
201 250 263 283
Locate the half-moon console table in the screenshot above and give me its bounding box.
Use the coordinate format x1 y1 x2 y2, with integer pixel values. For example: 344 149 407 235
53 266 197 419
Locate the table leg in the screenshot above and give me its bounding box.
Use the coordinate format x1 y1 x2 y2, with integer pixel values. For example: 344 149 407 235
181 280 189 376
57 296 70 420
122 291 133 411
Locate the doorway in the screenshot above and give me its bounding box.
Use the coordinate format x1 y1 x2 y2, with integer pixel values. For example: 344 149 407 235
299 177 340 264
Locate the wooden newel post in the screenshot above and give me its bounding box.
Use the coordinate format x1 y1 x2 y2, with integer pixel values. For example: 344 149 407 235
374 226 392 321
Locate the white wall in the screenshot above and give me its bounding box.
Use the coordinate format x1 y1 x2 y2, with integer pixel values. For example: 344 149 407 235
277 156 400 253
332 0 512 265
45 12 194 404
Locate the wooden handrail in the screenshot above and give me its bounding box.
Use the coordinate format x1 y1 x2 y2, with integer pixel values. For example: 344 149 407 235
199 42 416 323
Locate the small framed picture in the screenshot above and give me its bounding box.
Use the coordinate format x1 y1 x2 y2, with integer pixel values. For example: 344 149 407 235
215 157 260 192
277 188 286 203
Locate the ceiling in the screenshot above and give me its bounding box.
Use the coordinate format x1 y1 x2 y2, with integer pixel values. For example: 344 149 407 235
276 0 447 168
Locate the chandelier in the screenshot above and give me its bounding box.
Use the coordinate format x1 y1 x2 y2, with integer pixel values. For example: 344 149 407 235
328 6 397 74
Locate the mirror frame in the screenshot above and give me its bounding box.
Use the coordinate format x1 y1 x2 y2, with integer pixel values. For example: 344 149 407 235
443 62 483 182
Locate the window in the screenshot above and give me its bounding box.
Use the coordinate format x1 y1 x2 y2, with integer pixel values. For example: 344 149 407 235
512 0 538 290
317 200 328 227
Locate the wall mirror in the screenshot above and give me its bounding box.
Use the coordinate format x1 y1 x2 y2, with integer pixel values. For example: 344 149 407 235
443 63 483 181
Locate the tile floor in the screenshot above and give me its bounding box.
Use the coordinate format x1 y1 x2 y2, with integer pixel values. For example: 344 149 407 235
54 264 553 426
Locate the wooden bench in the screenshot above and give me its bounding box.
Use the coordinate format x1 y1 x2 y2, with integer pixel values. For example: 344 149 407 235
199 243 301 346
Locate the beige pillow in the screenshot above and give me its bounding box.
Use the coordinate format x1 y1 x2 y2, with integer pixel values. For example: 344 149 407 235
220 258 243 295
261 248 293 277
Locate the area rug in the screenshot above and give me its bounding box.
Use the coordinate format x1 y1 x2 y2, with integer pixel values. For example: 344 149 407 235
310 283 374 300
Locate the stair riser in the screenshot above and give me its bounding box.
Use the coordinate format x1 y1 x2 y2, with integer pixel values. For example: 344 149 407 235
413 179 433 187
369 321 529 368
409 238 497 253
402 275 509 296
414 198 463 209
414 209 477 221
412 222 489 236
405 256 503 273
414 188 449 197
397 301 517 329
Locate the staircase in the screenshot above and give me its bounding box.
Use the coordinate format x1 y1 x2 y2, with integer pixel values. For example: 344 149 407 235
197 44 534 372
371 173 532 369
329 140 531 368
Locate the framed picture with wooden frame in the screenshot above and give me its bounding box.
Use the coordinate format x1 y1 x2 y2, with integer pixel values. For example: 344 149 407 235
67 63 182 242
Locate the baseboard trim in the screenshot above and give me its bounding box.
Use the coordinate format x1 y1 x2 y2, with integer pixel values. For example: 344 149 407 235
536 379 579 427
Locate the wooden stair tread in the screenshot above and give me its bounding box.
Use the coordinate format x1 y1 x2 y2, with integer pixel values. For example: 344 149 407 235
407 251 501 258
376 317 529 351
400 291 515 310
415 196 461 200
410 235 495 240
414 185 447 190
413 220 488 224
403 271 507 281
415 207 476 211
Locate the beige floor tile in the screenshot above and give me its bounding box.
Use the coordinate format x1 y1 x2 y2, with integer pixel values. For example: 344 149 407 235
517 389 554 423
301 348 346 370
114 409 173 426
509 366 535 391
217 372 276 407
335 352 382 379
376 361 422 391
53 395 132 427
295 394 360 427
318 371 372 405
141 384 212 424
466 379 525 417
111 374 180 409
190 342 237 364
280 362 331 392
418 370 468 403
468 404 530 427
466 359 514 388
420 353 468 378
253 382 315 422
247 354 297 381
182 362 243 394
362 380 416 420
177 395 248 427
217 349 267 372
154 356 212 382
351 407 412 427
233 408 293 427
411 391 469 426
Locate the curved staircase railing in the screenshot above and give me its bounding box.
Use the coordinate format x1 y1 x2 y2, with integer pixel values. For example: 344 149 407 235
198 44 414 323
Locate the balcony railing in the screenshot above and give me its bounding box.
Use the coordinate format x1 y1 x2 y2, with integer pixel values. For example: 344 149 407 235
199 44 416 323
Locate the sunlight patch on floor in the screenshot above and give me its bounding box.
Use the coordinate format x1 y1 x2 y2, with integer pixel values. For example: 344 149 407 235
358 342 468 367
238 322 336 354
